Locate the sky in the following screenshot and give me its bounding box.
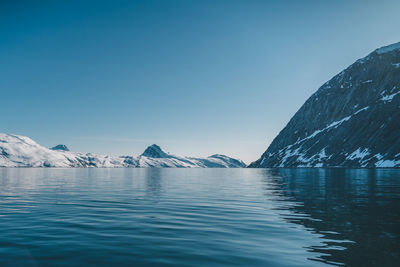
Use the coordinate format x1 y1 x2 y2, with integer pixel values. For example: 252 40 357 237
1 0 400 164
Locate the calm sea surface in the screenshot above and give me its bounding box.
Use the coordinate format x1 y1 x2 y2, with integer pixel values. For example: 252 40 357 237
0 168 399 266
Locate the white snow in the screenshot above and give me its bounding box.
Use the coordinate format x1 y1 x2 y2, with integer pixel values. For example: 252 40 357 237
376 42 400 54
373 154 400 167
277 147 331 168
346 148 370 161
286 107 368 149
318 148 327 159
273 106 370 167
306 106 369 139
0 133 245 168
375 159 397 167
278 146 302 167
380 90 400 103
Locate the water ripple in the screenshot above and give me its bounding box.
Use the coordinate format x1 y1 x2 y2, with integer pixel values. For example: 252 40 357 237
0 168 399 266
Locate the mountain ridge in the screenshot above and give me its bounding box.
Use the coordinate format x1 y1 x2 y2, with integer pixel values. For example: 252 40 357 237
250 42 400 168
0 133 245 168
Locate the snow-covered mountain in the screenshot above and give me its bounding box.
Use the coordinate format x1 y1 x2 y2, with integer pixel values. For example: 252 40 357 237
250 42 400 168
0 133 245 168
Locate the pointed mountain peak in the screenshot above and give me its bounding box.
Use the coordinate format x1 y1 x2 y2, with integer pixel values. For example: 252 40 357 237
141 144 169 158
50 144 70 151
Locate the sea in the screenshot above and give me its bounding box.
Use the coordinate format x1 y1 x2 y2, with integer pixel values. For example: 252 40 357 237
0 168 399 266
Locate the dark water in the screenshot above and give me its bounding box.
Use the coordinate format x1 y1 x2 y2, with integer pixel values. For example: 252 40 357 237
0 168 399 266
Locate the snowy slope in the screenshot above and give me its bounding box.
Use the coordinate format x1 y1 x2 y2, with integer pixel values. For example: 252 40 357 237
249 42 400 168
0 134 245 168
135 145 245 168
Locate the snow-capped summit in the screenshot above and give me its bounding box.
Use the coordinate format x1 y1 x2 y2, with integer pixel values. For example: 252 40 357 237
50 144 70 151
141 144 169 158
375 42 400 54
0 133 246 168
250 41 400 168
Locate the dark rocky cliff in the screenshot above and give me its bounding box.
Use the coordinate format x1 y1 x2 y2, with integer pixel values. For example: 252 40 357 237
250 42 400 168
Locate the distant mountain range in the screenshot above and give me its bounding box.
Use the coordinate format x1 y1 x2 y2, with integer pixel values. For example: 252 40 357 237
250 42 400 168
0 133 245 168
4 42 400 169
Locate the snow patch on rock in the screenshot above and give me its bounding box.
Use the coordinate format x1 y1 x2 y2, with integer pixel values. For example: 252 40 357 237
376 42 400 54
347 148 370 161
380 88 400 103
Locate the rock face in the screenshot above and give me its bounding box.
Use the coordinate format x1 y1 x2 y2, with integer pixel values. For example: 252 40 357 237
141 144 170 158
50 144 70 151
250 42 400 168
0 133 246 168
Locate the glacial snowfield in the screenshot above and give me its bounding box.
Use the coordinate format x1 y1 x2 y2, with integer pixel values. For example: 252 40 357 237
0 133 245 168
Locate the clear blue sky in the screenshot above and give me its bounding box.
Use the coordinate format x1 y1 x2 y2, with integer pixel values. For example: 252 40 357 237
1 0 399 163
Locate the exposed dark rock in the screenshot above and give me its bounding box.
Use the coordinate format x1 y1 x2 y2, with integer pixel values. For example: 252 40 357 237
141 144 170 158
250 42 400 168
50 144 70 151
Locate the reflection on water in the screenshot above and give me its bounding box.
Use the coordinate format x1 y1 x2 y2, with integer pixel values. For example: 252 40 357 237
0 168 399 266
145 168 163 198
263 168 400 266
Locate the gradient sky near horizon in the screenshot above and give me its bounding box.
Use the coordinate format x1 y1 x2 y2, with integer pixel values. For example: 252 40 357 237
1 0 400 163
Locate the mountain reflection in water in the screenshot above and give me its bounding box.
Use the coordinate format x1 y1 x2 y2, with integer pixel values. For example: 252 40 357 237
0 168 398 266
263 168 400 266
